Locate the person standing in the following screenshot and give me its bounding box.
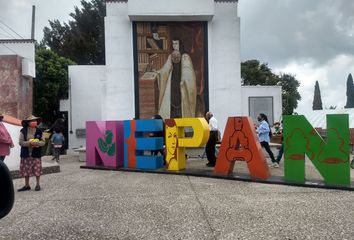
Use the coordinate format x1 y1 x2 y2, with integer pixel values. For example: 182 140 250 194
205 112 218 167
18 115 45 192
275 141 284 164
256 113 278 168
51 127 65 163
0 114 14 162
46 118 65 156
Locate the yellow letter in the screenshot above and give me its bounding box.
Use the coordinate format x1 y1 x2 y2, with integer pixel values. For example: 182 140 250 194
165 118 210 171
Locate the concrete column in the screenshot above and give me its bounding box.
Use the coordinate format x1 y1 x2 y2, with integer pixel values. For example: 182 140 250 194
209 1 242 133
104 1 135 120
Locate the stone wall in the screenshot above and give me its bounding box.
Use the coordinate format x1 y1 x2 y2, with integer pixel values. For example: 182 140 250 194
0 55 32 119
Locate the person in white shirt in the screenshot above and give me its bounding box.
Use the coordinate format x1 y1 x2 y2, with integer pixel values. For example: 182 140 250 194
205 112 218 167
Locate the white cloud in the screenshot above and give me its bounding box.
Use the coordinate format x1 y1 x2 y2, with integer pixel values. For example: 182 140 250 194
274 55 354 114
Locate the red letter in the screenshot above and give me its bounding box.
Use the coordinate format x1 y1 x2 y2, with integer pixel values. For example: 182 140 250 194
214 117 270 179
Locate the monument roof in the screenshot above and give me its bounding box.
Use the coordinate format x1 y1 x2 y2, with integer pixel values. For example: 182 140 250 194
304 109 354 128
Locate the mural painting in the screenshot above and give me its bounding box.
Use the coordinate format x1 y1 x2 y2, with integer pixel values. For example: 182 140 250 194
135 22 207 119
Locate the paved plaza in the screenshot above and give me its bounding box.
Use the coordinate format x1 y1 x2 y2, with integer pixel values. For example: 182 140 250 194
0 155 354 240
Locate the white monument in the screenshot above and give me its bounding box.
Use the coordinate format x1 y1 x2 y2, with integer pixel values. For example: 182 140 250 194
63 0 282 149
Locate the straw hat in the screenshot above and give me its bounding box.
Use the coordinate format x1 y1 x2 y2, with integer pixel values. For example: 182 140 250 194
23 115 40 122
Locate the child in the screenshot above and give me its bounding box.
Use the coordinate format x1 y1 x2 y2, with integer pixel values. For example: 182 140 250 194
51 128 65 163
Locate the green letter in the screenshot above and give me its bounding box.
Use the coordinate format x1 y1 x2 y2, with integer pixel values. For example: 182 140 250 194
284 114 350 186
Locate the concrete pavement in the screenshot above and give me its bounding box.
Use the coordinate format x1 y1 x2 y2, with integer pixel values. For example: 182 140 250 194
0 155 353 239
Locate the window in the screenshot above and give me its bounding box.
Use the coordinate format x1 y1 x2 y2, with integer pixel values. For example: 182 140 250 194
249 97 274 125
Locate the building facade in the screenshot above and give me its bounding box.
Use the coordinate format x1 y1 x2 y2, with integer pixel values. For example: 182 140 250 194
64 0 282 149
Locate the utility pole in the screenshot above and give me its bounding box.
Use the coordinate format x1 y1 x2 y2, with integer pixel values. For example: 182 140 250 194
31 5 35 39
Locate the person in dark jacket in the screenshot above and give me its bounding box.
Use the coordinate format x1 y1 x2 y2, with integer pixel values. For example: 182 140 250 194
18 115 45 192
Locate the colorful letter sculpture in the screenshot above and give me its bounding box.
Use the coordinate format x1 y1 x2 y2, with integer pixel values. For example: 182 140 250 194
86 121 124 168
284 114 350 186
124 119 164 170
165 118 209 171
214 117 270 179
84 115 352 189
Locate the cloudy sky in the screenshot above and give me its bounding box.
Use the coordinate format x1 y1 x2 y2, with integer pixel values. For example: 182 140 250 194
1 0 354 115
0 0 81 40
239 0 354 114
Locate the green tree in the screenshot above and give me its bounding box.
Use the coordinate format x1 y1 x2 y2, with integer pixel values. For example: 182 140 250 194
312 80 323 110
241 60 278 85
241 60 301 115
345 73 354 108
42 0 105 65
279 73 301 114
34 49 75 124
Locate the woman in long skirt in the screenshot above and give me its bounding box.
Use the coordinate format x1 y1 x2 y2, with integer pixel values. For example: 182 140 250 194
18 115 45 192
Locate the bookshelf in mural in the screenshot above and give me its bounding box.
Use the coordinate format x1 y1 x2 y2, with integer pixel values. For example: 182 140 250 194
137 23 170 119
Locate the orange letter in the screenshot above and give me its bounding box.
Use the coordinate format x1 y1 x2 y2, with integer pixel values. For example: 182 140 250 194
214 117 270 179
